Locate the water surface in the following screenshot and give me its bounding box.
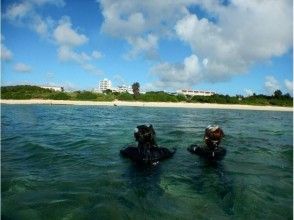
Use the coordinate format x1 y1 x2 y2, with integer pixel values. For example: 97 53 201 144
1 105 293 219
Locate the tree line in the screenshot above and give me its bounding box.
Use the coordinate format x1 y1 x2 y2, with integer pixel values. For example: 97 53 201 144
1 85 292 107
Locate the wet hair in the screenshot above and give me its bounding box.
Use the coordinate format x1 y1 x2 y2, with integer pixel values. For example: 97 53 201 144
134 124 156 146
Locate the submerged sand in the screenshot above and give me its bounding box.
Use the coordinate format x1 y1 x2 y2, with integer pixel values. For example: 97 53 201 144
0 99 292 112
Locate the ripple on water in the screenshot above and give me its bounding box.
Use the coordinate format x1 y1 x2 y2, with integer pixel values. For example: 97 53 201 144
1 105 292 220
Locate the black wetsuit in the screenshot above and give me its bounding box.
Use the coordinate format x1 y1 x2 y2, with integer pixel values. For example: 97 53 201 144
188 144 226 160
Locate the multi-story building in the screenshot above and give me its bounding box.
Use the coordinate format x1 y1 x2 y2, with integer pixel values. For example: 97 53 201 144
97 79 145 94
99 78 112 91
177 89 215 96
113 85 133 94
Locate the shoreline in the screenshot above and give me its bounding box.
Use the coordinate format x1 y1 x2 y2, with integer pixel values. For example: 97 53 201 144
0 99 293 112
0 99 292 112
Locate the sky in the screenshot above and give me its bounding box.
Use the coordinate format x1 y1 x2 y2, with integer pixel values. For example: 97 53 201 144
1 0 293 96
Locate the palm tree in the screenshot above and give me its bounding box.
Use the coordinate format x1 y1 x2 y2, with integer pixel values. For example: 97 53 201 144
273 89 282 98
132 82 140 97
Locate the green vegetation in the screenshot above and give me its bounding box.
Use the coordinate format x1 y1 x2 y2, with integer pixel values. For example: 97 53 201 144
1 85 53 99
117 92 134 101
138 91 178 102
75 91 98 100
48 92 71 100
1 85 292 107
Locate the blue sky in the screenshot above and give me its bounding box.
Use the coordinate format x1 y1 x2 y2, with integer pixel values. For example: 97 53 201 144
1 0 293 96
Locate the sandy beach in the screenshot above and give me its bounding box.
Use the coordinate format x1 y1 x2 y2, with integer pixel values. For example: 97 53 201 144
1 99 292 112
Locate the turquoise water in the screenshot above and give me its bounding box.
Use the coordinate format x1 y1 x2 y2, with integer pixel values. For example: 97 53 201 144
1 104 293 220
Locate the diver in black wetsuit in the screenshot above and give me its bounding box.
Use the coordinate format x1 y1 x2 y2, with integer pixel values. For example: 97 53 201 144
120 124 176 165
188 125 226 160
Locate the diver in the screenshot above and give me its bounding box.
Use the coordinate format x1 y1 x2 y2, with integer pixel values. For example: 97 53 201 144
120 124 176 165
188 125 226 160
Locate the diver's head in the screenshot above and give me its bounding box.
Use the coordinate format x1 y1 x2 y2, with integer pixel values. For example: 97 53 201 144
134 124 156 145
204 125 224 148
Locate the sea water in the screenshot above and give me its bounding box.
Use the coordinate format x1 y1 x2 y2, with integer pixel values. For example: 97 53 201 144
1 104 293 219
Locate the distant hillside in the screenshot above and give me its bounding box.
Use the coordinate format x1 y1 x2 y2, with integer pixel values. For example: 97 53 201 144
1 85 71 100
1 85 293 107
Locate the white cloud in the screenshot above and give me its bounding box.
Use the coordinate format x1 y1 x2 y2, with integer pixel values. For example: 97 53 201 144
100 0 193 37
125 34 158 59
4 1 102 76
151 54 204 89
202 58 208 67
175 0 292 80
57 46 89 62
57 46 73 61
1 37 13 61
100 0 292 89
3 2 32 20
14 63 32 73
100 0 189 59
284 79 293 94
3 0 65 20
53 17 88 47
3 0 65 37
57 46 102 75
92 50 103 59
264 76 280 95
32 15 49 36
102 11 146 38
53 17 103 75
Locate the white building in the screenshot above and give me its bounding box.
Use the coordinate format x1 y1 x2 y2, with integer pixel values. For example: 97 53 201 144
96 80 146 94
99 78 112 91
177 89 215 96
41 86 64 92
112 85 133 94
